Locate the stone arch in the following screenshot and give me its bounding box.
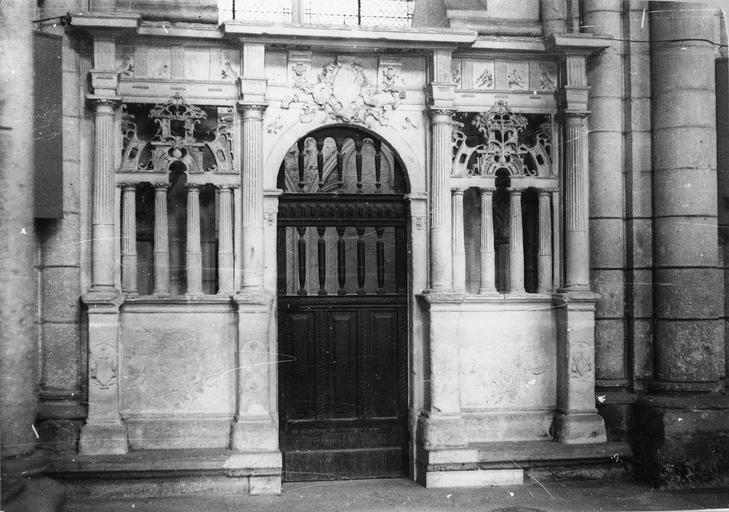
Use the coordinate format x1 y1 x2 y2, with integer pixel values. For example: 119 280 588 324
263 119 425 193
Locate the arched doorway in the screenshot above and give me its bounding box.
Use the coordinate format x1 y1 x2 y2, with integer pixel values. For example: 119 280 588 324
276 126 410 481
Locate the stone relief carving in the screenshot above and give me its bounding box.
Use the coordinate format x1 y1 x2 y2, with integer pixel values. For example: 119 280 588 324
539 63 557 91
123 328 228 411
469 347 550 406
120 94 236 175
118 54 134 79
570 341 593 379
90 343 117 390
266 113 284 134
475 66 494 89
506 63 528 90
402 116 419 130
451 100 552 177
221 58 239 80
281 60 406 127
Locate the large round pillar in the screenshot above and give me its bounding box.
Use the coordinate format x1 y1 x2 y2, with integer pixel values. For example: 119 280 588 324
0 1 38 466
583 1 628 390
651 2 722 391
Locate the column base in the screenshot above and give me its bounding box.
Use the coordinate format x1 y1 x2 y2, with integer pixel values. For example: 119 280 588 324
230 419 279 451
552 411 607 444
224 451 282 494
416 413 468 449
633 394 729 487
79 422 128 455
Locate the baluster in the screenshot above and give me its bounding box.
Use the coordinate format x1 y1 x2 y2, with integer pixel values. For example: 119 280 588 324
374 139 382 191
376 226 385 294
354 138 363 193
316 138 325 191
121 184 138 294
357 226 366 294
186 183 203 295
335 137 345 190
337 226 346 295
153 183 170 295
297 138 306 191
317 226 327 295
297 226 307 295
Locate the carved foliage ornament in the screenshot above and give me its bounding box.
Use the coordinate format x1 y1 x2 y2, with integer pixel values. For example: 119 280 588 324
120 93 236 175
281 61 406 127
452 100 552 178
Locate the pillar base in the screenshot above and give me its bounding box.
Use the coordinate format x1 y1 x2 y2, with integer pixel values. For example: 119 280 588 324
416 413 468 449
79 422 128 455
230 419 279 452
633 394 729 487
552 411 607 444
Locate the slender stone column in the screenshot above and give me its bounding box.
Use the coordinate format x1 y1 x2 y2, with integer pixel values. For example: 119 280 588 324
537 190 553 293
451 187 466 293
551 189 561 290
509 189 525 294
218 185 236 294
429 109 454 291
186 184 203 295
239 104 267 290
89 97 121 291
153 183 170 295
120 184 137 294
651 2 722 392
479 187 497 294
562 113 590 290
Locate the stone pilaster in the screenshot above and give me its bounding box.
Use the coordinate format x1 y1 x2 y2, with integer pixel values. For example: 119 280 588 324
186 184 203 295
218 185 236 295
551 47 607 444
120 184 137 294
562 113 590 291
79 294 128 454
89 96 121 291
451 187 466 293
479 188 497 294
537 190 553 294
429 109 454 291
238 104 267 290
651 1 722 393
153 183 170 295
509 189 525 294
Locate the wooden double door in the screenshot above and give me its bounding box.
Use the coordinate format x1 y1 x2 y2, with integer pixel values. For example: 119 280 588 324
277 193 409 481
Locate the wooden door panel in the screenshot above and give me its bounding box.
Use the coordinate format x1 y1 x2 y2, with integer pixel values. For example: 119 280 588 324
329 311 358 419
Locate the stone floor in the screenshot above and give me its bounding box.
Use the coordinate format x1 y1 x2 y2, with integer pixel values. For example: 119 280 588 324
61 478 729 512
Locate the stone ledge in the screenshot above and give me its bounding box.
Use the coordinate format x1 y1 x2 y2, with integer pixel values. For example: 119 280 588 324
47 448 280 477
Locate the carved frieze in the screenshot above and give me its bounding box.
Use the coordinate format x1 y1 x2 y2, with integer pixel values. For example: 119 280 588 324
452 58 557 93
281 59 406 127
451 100 552 178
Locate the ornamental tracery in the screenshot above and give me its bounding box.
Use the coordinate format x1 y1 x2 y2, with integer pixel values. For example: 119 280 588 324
120 94 236 175
451 100 552 178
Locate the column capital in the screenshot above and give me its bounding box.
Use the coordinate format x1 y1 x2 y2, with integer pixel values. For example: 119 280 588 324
428 108 455 122
87 95 122 112
118 182 137 191
153 182 170 190
508 187 523 195
479 186 496 193
538 188 557 195
217 183 240 191
451 186 466 195
186 183 203 190
558 111 589 121
237 101 269 115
